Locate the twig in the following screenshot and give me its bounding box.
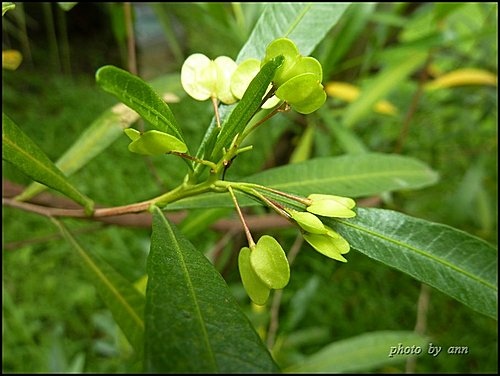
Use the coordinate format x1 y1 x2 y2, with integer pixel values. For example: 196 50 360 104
405 283 431 373
2 197 153 218
227 186 255 247
394 54 433 153
3 181 381 230
124 2 137 76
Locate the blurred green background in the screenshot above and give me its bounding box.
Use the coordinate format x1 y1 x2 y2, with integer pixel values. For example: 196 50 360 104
2 3 497 373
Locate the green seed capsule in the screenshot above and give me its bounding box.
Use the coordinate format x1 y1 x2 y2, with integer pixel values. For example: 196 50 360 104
238 247 271 305
250 235 290 290
303 228 350 262
127 130 187 155
289 210 327 234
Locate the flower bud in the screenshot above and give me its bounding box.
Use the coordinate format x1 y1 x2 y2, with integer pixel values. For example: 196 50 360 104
289 209 327 234
303 226 350 262
307 194 356 218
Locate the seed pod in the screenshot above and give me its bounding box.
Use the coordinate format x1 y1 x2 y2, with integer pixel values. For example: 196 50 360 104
127 130 187 155
250 235 290 290
180 53 238 104
262 38 300 86
230 58 280 109
275 73 326 114
238 247 271 305
261 37 325 114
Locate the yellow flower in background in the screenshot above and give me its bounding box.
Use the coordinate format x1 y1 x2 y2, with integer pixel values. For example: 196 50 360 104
325 81 398 116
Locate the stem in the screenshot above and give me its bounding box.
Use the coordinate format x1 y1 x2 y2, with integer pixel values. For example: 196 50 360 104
43 3 61 73
3 180 215 219
3 197 153 218
171 151 218 171
212 96 221 128
56 5 71 76
124 2 137 75
238 101 287 144
227 186 255 248
232 184 292 220
394 53 432 153
405 283 431 373
229 181 310 207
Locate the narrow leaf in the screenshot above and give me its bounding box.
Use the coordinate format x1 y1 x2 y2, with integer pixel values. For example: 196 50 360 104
57 2 78 11
318 107 368 154
169 153 439 210
51 218 145 356
286 331 428 373
16 74 181 201
96 65 185 143
209 56 283 161
237 3 352 61
2 2 15 16
246 153 439 196
331 208 498 319
342 52 427 128
2 113 94 213
144 206 279 373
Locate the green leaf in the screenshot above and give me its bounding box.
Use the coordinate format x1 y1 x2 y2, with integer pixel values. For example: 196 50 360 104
209 56 284 161
2 113 94 214
247 153 439 196
289 122 315 163
286 331 428 373
237 3 352 61
342 52 427 128
145 206 279 373
2 2 15 16
16 74 182 201
57 2 78 11
96 65 185 143
318 107 369 154
169 153 439 210
331 208 498 319
318 3 376 78
51 218 145 356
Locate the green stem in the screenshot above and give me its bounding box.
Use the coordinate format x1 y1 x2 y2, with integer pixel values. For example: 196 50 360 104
237 99 287 146
152 180 216 208
227 181 310 206
216 181 293 220
171 151 218 171
228 185 255 248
